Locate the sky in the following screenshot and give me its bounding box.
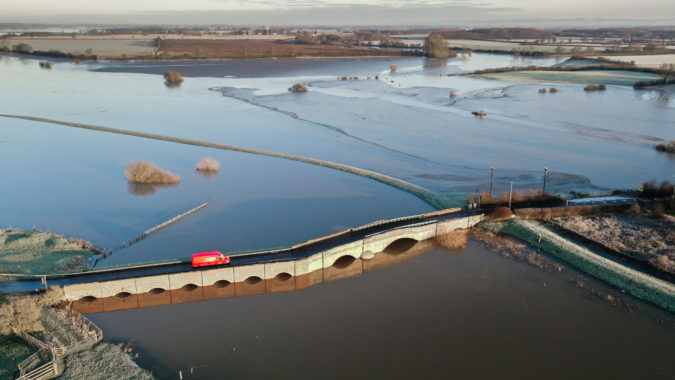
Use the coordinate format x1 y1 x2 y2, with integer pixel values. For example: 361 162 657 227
2 0 674 26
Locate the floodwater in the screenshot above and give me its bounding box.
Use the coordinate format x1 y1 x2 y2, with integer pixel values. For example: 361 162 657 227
1 51 675 379
0 116 431 265
88 242 675 380
0 52 673 262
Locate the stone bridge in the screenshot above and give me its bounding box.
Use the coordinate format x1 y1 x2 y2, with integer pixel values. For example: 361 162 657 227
63 214 483 313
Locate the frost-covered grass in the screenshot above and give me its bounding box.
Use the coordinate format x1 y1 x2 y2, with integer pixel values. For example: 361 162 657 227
0 229 95 274
61 342 153 380
554 214 675 274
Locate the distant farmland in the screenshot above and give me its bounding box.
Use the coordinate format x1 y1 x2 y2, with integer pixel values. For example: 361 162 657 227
158 39 416 59
5 38 156 56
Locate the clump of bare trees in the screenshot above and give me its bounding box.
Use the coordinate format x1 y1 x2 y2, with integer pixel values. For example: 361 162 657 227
641 179 674 197
288 83 308 93
655 140 675 154
584 84 606 91
195 157 220 172
125 160 180 184
423 34 456 59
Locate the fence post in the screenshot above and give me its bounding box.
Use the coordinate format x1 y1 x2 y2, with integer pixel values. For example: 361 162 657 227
508 181 513 211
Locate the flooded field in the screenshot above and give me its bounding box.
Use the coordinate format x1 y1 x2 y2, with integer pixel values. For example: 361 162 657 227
1 53 674 264
1 46 674 380
88 242 675 380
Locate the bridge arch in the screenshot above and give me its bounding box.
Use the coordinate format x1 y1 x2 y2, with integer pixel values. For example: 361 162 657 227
181 283 199 292
213 280 231 288
113 291 133 299
78 295 98 303
383 238 418 255
147 287 166 295
333 255 356 269
244 276 262 285
274 272 292 282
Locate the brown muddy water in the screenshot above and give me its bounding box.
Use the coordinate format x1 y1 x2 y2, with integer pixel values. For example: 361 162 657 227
88 241 675 380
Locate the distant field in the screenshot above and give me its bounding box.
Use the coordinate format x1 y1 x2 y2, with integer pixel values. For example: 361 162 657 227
599 54 675 68
474 70 660 86
4 38 156 56
159 39 415 59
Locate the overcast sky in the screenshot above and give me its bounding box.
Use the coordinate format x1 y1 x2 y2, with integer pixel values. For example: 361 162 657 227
3 0 674 26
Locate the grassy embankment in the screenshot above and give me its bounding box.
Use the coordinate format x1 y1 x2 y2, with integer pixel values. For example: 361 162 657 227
464 61 664 86
0 229 97 275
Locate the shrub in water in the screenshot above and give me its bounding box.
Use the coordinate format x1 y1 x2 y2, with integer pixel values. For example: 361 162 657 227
195 157 220 172
289 83 308 93
125 160 180 184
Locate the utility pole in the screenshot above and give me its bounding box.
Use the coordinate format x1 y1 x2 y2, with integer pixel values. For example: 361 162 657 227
489 167 494 197
542 167 549 194
508 181 513 210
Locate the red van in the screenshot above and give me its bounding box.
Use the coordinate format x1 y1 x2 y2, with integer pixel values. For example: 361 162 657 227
191 251 230 268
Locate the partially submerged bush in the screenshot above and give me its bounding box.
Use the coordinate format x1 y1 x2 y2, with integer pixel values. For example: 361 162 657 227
423 34 455 59
584 84 606 91
163 71 184 85
549 87 559 93
468 190 562 206
486 206 514 221
641 179 674 197
472 110 487 118
39 61 52 69
195 157 220 172
125 160 180 184
655 140 675 154
538 88 547 93
390 64 397 73
289 83 308 93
